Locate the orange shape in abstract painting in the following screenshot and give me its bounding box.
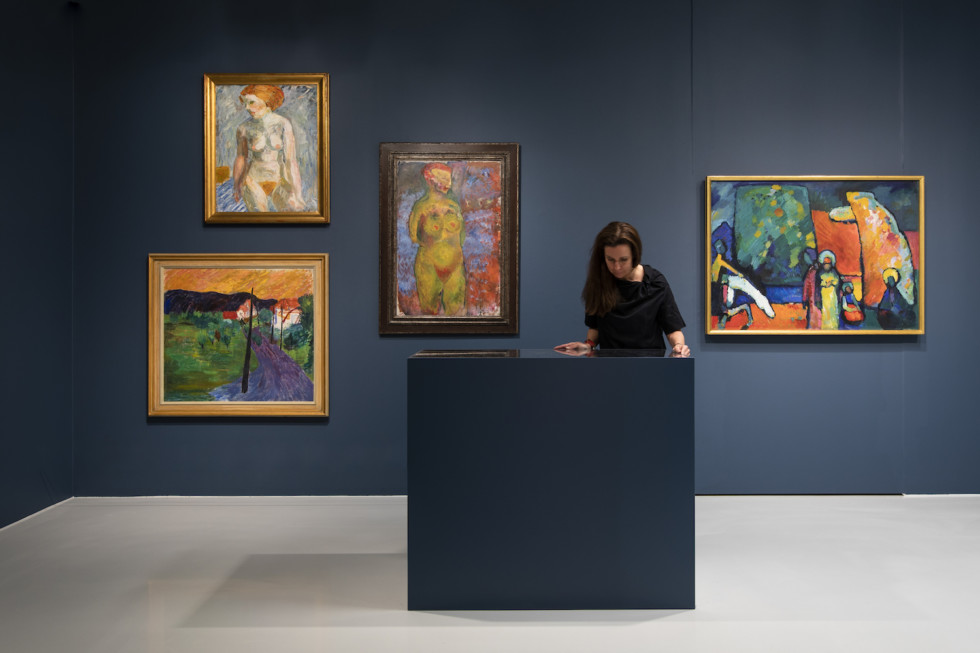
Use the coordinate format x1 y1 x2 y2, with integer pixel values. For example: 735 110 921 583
846 192 916 307
812 210 861 277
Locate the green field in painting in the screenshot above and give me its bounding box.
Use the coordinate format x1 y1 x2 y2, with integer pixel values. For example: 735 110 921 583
283 345 313 378
164 318 313 401
164 322 255 401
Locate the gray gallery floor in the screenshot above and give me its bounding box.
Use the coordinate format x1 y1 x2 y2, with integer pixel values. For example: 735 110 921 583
1 495 978 653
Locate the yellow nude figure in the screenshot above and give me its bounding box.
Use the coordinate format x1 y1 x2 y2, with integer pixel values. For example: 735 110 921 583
408 163 466 315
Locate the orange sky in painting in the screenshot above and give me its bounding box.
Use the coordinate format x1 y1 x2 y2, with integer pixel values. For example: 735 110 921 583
164 268 313 299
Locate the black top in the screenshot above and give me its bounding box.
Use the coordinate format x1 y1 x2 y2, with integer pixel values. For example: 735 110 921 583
585 265 686 351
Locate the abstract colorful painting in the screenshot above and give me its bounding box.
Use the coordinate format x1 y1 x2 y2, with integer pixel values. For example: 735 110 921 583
148 254 328 416
706 176 924 335
379 143 519 334
204 74 329 223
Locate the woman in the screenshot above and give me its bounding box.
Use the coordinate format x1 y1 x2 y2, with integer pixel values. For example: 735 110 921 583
555 221 690 356
232 84 305 212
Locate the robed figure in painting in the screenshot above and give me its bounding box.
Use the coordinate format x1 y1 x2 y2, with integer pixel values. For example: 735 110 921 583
816 250 842 330
877 268 916 330
841 281 864 329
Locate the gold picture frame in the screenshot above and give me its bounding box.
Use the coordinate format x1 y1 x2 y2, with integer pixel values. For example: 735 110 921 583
204 73 329 223
706 175 924 335
148 253 328 416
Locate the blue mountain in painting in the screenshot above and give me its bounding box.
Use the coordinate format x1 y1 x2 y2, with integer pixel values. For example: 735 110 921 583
164 290 277 315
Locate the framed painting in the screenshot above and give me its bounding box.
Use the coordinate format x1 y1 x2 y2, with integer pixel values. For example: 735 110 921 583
379 142 520 334
204 73 329 224
148 253 328 416
706 176 924 335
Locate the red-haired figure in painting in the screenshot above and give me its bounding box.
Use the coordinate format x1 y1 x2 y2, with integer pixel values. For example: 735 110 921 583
233 84 305 212
408 162 467 315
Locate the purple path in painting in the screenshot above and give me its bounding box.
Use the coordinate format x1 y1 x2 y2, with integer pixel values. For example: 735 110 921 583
209 332 314 402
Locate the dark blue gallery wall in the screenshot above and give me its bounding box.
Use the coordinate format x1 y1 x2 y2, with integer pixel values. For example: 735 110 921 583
0 2 75 527
692 0 980 493
70 0 695 495
67 0 979 497
692 0 910 493
901 2 980 492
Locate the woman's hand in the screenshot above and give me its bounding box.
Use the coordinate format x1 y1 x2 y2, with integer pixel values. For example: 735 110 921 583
670 343 691 358
553 341 593 357
666 330 690 358
555 330 598 356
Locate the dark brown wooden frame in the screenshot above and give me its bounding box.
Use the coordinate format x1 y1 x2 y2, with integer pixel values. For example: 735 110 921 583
379 142 519 334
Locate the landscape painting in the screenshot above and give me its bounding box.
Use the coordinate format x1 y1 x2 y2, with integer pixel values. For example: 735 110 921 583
148 254 328 416
204 73 329 223
706 176 924 335
379 142 519 334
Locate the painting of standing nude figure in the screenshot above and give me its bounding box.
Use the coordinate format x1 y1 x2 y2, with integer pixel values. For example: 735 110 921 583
380 143 519 334
705 176 924 335
148 254 328 416
204 74 329 223
409 163 467 316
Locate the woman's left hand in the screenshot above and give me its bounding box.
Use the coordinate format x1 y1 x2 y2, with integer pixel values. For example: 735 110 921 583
670 343 691 358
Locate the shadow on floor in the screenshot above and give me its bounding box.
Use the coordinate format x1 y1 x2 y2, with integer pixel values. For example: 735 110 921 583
179 553 682 628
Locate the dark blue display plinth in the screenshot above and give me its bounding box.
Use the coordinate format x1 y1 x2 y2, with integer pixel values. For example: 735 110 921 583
407 349 695 610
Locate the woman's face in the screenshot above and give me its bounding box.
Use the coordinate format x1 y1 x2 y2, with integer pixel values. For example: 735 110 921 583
604 244 634 279
242 94 270 119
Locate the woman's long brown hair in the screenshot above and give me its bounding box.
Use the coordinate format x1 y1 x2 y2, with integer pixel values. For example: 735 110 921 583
583 221 643 316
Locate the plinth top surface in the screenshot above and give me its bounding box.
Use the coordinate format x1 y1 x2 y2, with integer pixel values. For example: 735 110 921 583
410 349 693 359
